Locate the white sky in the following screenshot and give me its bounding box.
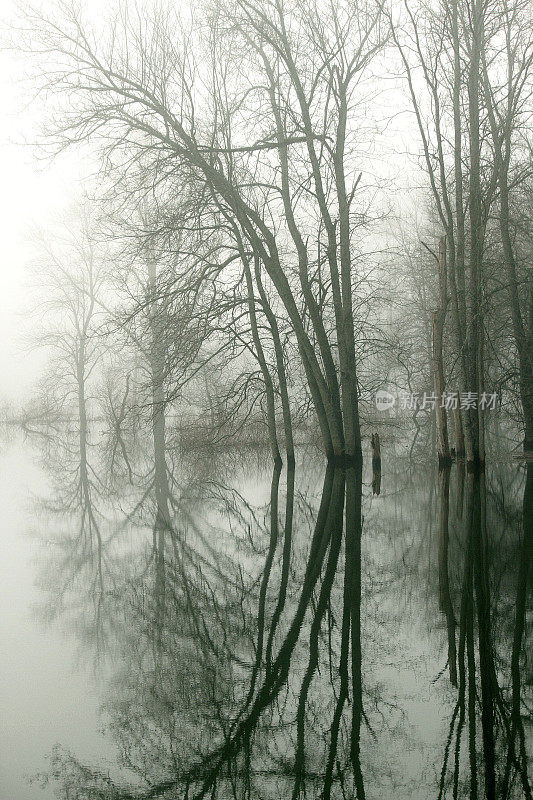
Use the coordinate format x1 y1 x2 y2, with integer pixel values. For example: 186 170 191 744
0 3 88 401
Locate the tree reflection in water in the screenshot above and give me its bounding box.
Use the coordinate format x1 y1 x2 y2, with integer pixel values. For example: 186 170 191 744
30 427 531 800
436 460 532 800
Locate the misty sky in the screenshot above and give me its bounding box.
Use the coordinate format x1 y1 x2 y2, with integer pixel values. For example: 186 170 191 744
0 2 88 401
0 0 422 405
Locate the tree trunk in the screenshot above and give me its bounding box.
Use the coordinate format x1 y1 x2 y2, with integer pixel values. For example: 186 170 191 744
242 257 282 466
433 237 451 467
465 0 485 470
454 405 466 459
254 257 295 465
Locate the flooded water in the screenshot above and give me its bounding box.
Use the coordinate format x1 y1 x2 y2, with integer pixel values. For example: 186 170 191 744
0 440 110 800
1 423 531 799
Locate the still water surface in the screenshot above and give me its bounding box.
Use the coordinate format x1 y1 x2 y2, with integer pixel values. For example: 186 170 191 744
1 426 531 799
0 441 109 800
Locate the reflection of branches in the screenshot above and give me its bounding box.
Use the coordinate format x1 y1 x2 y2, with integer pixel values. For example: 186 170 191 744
501 462 533 800
242 464 281 708
438 464 532 800
293 470 345 799
185 466 336 799
265 466 296 675
101 372 135 486
56 458 367 800
438 466 457 686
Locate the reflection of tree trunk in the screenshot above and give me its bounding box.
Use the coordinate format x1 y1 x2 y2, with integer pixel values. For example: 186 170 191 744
447 470 478 799
502 462 533 800
324 461 365 799
195 466 342 799
265 464 295 674
292 468 345 800
470 470 495 800
438 466 457 686
451 507 471 800
347 458 365 799
466 580 478 800
245 463 281 706
463 478 479 799
77 326 104 603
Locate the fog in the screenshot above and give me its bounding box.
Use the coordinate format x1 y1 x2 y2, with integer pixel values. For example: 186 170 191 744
0 1 531 799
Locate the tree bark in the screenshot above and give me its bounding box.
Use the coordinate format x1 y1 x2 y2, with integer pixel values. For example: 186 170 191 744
433 236 451 466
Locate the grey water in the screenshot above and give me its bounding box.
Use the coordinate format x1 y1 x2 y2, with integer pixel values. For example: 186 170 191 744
1 424 531 800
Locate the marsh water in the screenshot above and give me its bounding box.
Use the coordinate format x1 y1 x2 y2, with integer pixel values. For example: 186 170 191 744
1 421 531 800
